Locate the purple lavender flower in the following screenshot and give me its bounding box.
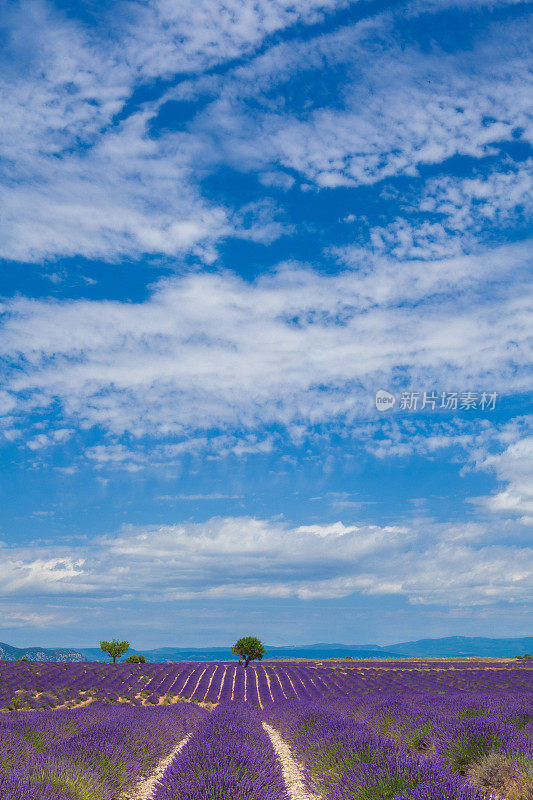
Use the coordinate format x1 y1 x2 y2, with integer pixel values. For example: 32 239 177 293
153 702 289 800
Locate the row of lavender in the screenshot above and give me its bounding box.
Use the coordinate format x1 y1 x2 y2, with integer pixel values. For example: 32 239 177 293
2 695 531 800
150 690 533 800
0 701 205 799
0 660 369 709
0 671 531 798
1 694 531 800
0 699 288 800
1 660 531 710
261 694 533 800
147 664 533 800
152 702 289 800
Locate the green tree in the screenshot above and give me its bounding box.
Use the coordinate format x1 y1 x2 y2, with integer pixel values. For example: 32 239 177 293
231 636 265 668
124 654 146 663
99 638 130 663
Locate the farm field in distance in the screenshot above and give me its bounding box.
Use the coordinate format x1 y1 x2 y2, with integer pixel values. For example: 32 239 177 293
0 660 532 799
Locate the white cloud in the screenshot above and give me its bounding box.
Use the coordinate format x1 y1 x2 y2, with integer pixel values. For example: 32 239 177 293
475 434 533 525
0 0 350 263
335 162 533 262
1 1 530 262
198 14 532 187
26 429 73 450
420 162 533 232
1 245 530 437
0 113 230 263
123 0 353 80
0 605 65 628
0 515 529 606
361 415 533 533
0 556 86 595
398 541 532 606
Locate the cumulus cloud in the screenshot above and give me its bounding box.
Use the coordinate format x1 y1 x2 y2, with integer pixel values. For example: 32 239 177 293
475 434 533 525
0 516 529 606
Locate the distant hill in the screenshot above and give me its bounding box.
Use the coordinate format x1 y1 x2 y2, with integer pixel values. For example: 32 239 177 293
1 636 531 662
78 644 405 662
0 641 84 662
388 636 533 658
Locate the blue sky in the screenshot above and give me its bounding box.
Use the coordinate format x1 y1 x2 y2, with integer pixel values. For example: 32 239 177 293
0 0 531 650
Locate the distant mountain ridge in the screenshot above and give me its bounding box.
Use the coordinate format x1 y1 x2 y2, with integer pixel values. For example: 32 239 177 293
0 641 84 662
387 636 533 658
0 636 531 662
77 644 405 662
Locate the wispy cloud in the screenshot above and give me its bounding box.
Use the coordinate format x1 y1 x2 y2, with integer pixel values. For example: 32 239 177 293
1 1 530 262
122 0 354 79
0 0 531 642
363 415 533 532
193 12 532 187
1 243 530 437
0 604 67 628
1 0 349 263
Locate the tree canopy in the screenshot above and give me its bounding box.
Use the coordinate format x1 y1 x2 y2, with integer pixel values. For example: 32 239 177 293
231 636 265 667
100 638 130 663
124 654 146 663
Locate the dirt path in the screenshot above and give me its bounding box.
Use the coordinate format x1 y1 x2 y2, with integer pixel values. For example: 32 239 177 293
121 733 191 800
254 668 263 708
263 722 322 800
264 667 274 703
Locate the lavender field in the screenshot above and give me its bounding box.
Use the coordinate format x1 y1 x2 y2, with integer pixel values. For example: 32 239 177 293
0 661 531 799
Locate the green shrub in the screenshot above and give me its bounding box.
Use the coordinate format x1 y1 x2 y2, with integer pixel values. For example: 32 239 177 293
403 723 433 751
28 764 105 800
456 707 487 719
444 732 504 774
91 754 130 792
358 773 417 800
